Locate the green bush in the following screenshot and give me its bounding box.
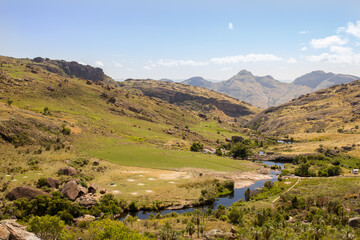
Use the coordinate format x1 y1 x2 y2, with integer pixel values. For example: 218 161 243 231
190 142 203 152
37 177 48 188
88 219 147 240
230 143 251 159
28 215 65 240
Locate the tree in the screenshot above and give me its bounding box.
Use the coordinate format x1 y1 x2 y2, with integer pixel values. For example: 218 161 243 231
7 99 13 107
264 180 273 189
245 188 251 201
28 215 65 240
43 107 50 115
230 143 251 159
190 142 203 152
186 222 196 238
228 207 243 224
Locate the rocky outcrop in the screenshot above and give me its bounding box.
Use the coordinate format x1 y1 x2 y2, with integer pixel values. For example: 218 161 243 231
77 195 97 208
45 178 60 189
205 229 236 240
61 180 80 200
6 187 50 201
88 183 98 194
0 220 40 240
0 224 10 240
58 167 77 176
74 214 95 225
349 217 360 228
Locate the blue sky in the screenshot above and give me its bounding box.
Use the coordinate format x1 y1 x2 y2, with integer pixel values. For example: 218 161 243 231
1 0 360 81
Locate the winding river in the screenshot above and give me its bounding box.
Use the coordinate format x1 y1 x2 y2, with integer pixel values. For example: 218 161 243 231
122 161 285 220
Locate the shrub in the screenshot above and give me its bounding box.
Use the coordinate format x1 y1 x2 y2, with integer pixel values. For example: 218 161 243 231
43 107 50 115
264 180 273 189
245 188 251 201
88 219 147 240
28 215 65 240
230 143 251 159
37 177 48 188
61 126 71 135
190 142 203 152
7 99 13 106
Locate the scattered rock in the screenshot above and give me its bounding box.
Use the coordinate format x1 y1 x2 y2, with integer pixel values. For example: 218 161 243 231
0 220 40 240
77 195 97 208
46 177 60 189
88 183 98 194
6 187 50 201
86 80 93 85
0 224 10 240
58 167 77 176
230 227 237 234
349 217 360 228
32 57 44 63
74 215 95 225
46 86 55 92
231 136 244 143
92 160 100 166
205 229 224 240
354 208 360 214
99 188 106 194
61 180 80 200
78 186 88 196
198 113 207 119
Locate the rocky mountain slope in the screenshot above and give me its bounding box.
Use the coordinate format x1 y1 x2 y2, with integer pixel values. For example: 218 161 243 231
293 70 359 90
182 70 359 109
119 79 260 122
248 80 360 136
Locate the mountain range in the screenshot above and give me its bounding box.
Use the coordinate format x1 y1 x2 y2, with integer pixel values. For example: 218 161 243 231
181 70 359 108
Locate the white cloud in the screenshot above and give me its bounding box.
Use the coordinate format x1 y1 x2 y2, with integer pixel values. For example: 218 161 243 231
300 46 307 51
299 30 309 34
310 35 347 49
113 61 123 67
95 60 104 67
157 59 208 67
287 57 297 63
307 53 360 64
345 20 360 39
78 61 86 65
329 46 353 55
220 67 232 72
228 22 234 30
210 54 282 64
144 66 152 70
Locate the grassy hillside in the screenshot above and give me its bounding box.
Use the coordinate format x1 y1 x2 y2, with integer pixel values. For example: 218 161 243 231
249 80 360 136
0 55 263 203
119 79 261 123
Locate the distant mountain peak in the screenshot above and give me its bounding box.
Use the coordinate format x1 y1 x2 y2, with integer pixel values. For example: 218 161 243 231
187 76 206 81
237 70 253 76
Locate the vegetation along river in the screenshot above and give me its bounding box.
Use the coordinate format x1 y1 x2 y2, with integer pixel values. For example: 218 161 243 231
121 161 285 220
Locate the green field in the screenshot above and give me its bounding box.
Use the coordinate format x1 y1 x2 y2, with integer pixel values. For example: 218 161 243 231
80 136 257 172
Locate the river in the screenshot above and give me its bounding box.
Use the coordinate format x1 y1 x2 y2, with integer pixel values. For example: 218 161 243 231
122 161 285 220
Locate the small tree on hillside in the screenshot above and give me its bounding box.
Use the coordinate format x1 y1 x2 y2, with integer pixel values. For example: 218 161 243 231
245 188 251 201
7 99 13 107
190 142 203 152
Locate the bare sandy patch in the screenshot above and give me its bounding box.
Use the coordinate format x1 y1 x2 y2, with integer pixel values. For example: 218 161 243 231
158 171 193 180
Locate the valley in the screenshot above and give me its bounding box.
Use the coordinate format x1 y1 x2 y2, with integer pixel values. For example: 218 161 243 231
1 56 360 239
